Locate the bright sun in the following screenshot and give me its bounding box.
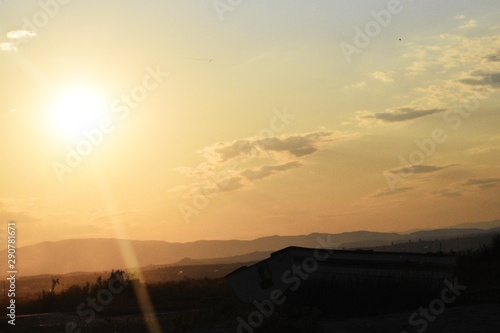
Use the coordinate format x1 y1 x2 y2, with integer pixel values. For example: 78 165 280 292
49 85 107 139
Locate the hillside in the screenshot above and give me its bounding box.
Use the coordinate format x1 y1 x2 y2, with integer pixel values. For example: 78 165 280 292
2 220 499 277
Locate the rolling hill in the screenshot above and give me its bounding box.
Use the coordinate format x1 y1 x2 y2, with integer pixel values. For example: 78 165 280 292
2 220 499 277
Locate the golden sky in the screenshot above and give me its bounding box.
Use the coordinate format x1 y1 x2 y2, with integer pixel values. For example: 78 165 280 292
1 0 499 246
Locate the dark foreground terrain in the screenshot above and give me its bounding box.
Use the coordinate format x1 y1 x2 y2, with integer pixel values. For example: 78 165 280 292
5 302 500 333
1 235 499 332
321 303 500 333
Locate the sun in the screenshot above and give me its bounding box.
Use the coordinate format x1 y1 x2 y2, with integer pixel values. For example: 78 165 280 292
48 85 107 139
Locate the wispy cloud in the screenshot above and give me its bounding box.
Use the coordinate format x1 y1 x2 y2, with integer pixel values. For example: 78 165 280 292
357 107 446 125
432 177 500 198
454 14 477 30
372 186 415 197
405 60 431 77
431 188 462 197
196 162 302 193
0 42 16 52
459 71 500 88
459 20 477 30
6 30 37 40
485 51 500 62
372 71 395 83
241 161 301 180
213 176 247 192
399 31 500 109
389 164 457 176
344 81 366 89
173 130 360 196
86 207 137 225
0 30 37 52
200 131 357 163
462 178 500 190
465 136 500 155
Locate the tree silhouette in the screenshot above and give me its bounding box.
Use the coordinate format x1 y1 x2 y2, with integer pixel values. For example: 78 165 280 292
50 278 59 293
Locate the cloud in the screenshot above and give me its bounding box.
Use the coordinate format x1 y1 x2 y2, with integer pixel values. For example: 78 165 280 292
485 51 500 62
372 186 415 197
465 145 500 155
454 14 477 30
240 161 301 180
86 207 138 227
195 162 301 195
406 61 431 76
6 30 37 40
357 107 446 124
257 134 326 157
372 71 395 83
1 30 37 52
344 81 366 89
390 164 457 176
459 19 477 30
399 32 500 109
431 188 462 197
173 130 360 196
212 176 247 192
465 137 500 155
201 131 357 163
462 178 500 190
179 175 247 198
0 197 46 220
459 71 500 88
0 42 17 52
432 177 500 198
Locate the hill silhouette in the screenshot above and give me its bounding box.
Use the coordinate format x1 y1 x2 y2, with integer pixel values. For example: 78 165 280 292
2 220 499 277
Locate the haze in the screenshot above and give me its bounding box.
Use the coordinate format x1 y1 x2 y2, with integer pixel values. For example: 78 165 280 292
0 0 499 247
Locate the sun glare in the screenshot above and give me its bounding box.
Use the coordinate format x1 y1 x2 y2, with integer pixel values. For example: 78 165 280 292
49 85 107 139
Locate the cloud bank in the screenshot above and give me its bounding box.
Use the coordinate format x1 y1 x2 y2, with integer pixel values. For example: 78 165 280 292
173 131 360 196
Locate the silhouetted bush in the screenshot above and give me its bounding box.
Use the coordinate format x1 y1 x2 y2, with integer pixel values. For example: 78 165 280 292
19 269 138 314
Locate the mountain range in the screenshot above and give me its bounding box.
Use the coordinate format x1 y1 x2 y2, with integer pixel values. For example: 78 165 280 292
3 219 499 277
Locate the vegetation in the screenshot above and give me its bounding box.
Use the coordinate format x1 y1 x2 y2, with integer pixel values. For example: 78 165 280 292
1 235 499 332
456 234 500 304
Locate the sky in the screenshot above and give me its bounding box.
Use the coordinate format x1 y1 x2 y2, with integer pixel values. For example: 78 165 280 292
0 0 499 246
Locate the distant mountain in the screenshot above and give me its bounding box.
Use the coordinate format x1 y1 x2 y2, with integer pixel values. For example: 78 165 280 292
2 232 399 277
2 222 499 277
144 229 500 268
170 251 271 266
361 230 500 254
446 219 500 230
402 227 499 240
336 228 500 249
